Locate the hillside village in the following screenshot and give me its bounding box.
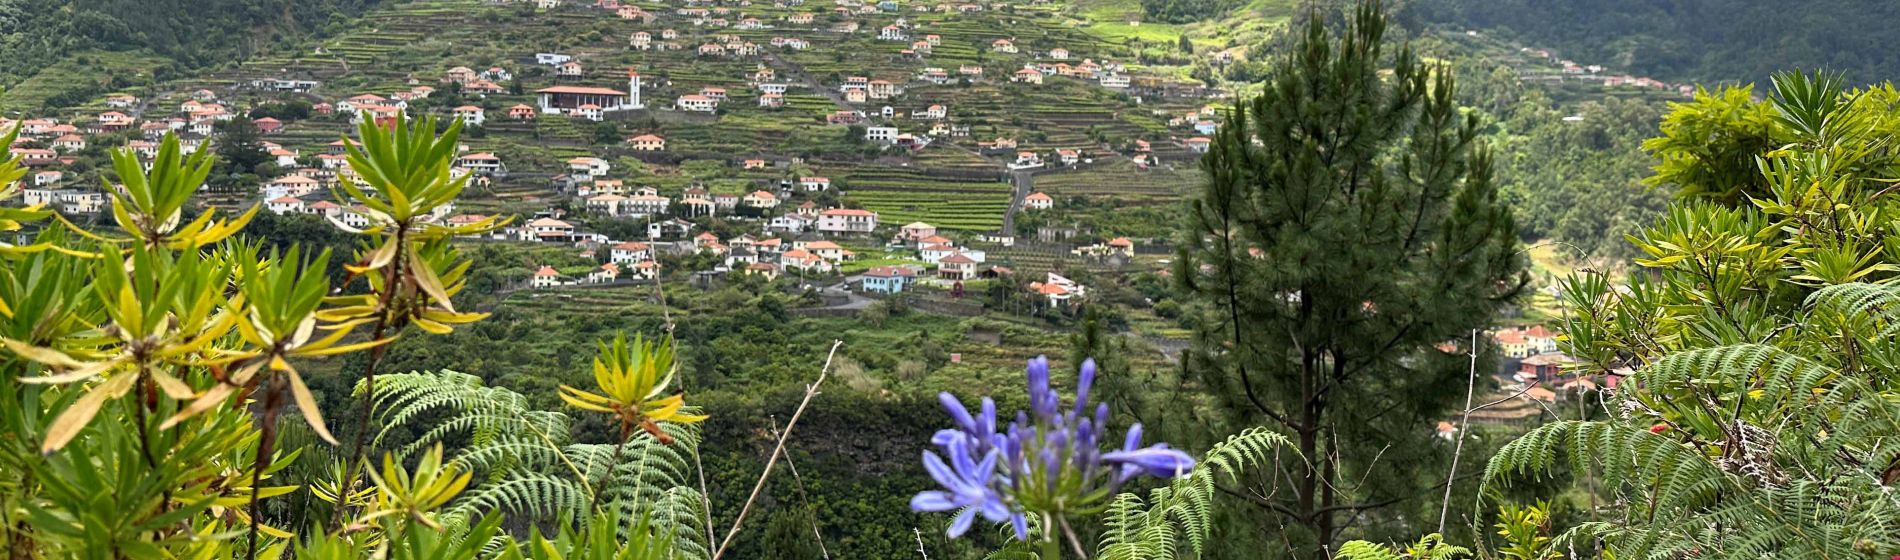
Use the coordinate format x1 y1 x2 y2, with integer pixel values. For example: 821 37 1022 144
2 0 1659 379
0 0 1237 314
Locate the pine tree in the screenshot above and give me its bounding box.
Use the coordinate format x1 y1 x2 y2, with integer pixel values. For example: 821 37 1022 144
211 115 273 192
1174 2 1524 555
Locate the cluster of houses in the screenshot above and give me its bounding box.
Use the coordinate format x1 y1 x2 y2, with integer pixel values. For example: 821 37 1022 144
0 0 1186 316
1517 46 1696 98
997 47 1131 90
1 89 243 214
1159 105 1223 154
1489 324 1585 385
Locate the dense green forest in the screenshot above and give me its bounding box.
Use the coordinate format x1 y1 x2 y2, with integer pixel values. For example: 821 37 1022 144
0 0 382 86
1397 0 1900 84
1443 48 1671 263
1138 0 1248 24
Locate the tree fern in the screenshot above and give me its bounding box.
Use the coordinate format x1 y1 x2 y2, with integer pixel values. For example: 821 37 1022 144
1485 282 1900 558
364 370 711 559
1094 427 1290 560
1332 535 1469 560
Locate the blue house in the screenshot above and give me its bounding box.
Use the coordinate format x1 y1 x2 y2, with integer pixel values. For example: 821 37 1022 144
1194 120 1218 135
861 265 916 293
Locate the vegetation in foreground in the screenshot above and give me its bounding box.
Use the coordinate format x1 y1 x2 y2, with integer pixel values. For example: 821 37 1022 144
3 1 1900 559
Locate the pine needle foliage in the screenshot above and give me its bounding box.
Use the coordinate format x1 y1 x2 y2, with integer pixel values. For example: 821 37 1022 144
1174 1 1524 552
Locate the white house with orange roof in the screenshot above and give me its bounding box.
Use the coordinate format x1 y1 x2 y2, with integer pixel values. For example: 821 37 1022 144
627 134 666 151
567 157 609 180
918 243 959 263
817 208 878 233
610 241 653 264
1013 151 1043 169
526 218 576 242
624 260 657 280
51 135 85 153
743 190 779 208
32 170 62 187
586 194 629 215
936 253 978 280
867 80 900 99
452 105 485 127
574 104 604 121
676 94 718 112
588 262 622 283
625 194 670 216
804 240 855 262
778 249 833 274
1029 272 1085 305
456 152 506 175
266 196 307 215
532 265 561 289
898 222 937 242
267 175 323 199
1023 191 1053 210
444 66 478 85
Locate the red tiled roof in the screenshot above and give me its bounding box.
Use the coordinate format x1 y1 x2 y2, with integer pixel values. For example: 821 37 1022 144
536 86 628 96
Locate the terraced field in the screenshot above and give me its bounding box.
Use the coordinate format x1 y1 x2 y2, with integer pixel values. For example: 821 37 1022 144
828 163 1013 230
1034 159 1201 202
847 190 1010 231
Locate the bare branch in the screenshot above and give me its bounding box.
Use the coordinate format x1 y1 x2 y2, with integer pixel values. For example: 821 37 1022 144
711 340 843 560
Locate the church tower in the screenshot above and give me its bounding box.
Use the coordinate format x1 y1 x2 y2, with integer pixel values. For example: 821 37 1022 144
627 68 645 109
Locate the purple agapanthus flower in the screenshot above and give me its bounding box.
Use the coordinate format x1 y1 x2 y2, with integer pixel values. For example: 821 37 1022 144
909 437 1012 537
914 356 1196 540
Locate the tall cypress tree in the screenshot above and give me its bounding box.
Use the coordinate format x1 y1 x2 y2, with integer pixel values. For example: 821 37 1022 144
1175 2 1524 555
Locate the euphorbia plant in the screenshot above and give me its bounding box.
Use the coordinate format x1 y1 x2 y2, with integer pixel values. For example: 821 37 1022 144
324 111 507 525
560 333 707 511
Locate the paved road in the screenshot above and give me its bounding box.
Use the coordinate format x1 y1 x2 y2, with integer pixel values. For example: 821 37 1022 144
761 53 849 110
1002 170 1032 234
818 281 874 310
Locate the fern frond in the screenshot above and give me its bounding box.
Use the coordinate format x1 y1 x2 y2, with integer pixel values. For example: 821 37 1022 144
1093 426 1291 559
369 370 709 560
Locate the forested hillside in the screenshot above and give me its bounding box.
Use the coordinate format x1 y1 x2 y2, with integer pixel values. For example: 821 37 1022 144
1398 0 1900 84
1138 0 1248 24
0 0 382 86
